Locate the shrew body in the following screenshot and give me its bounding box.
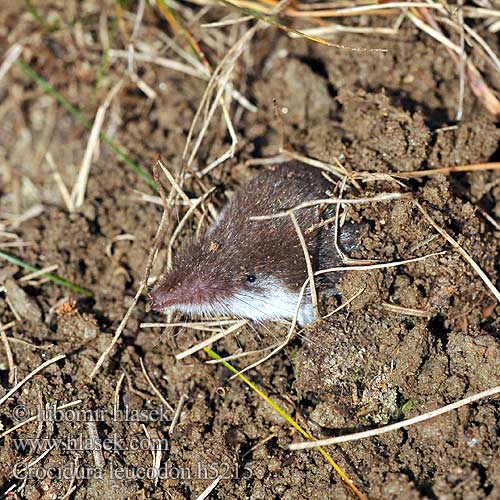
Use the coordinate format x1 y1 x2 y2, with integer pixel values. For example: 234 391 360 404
149 162 356 325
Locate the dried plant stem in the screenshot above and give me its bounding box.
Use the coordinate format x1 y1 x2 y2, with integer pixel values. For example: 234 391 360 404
415 201 500 303
382 302 434 317
166 188 215 270
290 212 318 319
0 44 23 82
252 192 405 220
322 287 365 319
175 320 247 360
139 358 174 412
183 27 256 170
315 251 445 277
289 385 500 450
413 7 500 118
0 354 65 406
72 78 124 209
0 328 15 384
195 475 223 500
90 283 147 379
0 400 82 439
157 158 204 219
87 420 105 468
392 162 500 179
288 1 444 18
169 393 188 434
45 153 74 212
279 148 347 179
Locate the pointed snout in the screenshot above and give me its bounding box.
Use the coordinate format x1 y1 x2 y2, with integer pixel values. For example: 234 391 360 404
148 274 216 313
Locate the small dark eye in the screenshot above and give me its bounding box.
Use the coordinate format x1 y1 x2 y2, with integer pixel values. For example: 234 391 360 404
246 273 257 283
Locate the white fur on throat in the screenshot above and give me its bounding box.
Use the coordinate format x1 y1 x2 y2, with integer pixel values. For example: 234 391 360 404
225 279 314 326
161 278 314 326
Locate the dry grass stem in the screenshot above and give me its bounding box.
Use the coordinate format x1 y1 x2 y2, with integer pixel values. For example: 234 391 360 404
114 372 126 415
245 155 288 166
0 400 82 439
0 329 15 384
27 443 55 469
157 159 203 215
87 420 105 468
205 345 279 364
438 15 500 71
0 353 65 406
477 207 500 231
462 21 500 71
289 1 444 18
166 188 215 270
290 211 318 319
19 264 59 283
0 241 32 249
176 320 248 360
382 302 434 318
5 336 54 350
280 148 348 178
289 385 500 450
139 357 174 412
169 393 188 434
316 251 446 276
392 162 500 179
415 201 500 303
196 103 239 177
6 296 21 322
201 15 254 28
109 48 204 78
0 43 23 83
414 6 500 118
408 12 461 53
322 287 365 319
45 152 74 211
141 424 156 468
6 204 44 230
0 321 17 332
90 283 147 379
456 4 466 122
332 176 348 261
195 475 223 500
252 192 406 220
71 78 124 209
289 24 399 38
112 45 256 111
184 27 257 171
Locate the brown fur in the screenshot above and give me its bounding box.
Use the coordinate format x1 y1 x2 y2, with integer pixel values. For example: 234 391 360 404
150 162 352 312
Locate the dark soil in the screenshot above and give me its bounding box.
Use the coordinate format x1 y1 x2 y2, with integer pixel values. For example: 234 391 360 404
1 1 499 499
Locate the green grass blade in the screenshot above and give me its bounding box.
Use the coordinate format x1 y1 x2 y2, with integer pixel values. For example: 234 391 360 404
15 60 157 191
0 250 93 296
24 0 60 32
